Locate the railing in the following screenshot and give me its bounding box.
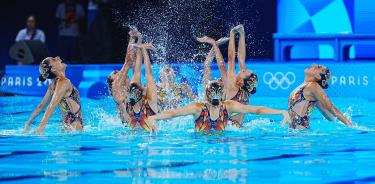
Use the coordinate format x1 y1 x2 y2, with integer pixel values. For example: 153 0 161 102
274 33 375 61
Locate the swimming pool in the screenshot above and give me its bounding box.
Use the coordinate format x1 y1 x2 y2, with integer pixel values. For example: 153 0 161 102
0 95 374 183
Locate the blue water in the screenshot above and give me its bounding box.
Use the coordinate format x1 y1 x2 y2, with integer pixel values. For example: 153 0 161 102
0 96 374 183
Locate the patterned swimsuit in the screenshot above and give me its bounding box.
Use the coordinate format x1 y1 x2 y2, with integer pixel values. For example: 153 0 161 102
194 103 230 132
230 88 249 105
288 83 317 129
229 88 250 127
126 99 156 132
52 83 83 127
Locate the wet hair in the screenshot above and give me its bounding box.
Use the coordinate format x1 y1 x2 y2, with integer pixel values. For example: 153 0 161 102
38 58 56 82
243 73 258 94
318 68 331 89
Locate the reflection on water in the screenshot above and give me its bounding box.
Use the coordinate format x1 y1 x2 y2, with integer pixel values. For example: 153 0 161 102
1 97 375 183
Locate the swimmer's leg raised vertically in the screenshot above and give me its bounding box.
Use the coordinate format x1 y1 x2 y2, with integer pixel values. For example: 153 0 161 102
142 43 158 112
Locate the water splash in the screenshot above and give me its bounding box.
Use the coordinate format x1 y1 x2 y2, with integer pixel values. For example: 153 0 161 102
112 0 264 63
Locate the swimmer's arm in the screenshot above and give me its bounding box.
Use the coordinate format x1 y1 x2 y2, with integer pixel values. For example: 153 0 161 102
316 102 335 121
225 100 290 124
35 79 69 134
150 103 200 121
24 86 53 131
311 83 352 126
146 103 200 133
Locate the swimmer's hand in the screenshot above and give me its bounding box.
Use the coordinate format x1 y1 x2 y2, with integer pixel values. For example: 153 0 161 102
145 117 158 134
281 110 291 126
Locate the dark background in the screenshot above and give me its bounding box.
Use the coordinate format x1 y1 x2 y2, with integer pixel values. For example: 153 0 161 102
0 0 275 65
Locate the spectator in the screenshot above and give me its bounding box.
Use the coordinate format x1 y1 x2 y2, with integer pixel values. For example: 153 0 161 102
15 15 46 43
56 0 85 62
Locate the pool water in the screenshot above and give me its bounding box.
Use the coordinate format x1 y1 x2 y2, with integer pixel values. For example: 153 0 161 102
0 96 375 183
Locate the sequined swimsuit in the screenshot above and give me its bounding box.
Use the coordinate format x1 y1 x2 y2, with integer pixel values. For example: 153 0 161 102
229 88 250 127
288 83 317 129
194 103 231 132
126 98 156 132
230 88 249 105
52 83 83 127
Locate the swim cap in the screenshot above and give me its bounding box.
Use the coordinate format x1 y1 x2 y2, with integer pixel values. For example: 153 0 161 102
106 70 118 95
242 73 258 94
128 82 143 105
38 58 56 82
205 80 224 106
318 67 331 89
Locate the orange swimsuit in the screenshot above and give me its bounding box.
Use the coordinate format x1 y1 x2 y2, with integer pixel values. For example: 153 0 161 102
126 98 156 132
194 103 230 132
231 88 249 105
288 84 317 129
51 82 83 127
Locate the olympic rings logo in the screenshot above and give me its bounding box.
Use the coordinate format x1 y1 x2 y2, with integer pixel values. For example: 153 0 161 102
263 72 296 90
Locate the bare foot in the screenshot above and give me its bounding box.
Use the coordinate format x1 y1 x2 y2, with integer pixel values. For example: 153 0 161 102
216 37 229 46
143 43 157 52
197 36 216 45
128 27 142 40
231 24 244 33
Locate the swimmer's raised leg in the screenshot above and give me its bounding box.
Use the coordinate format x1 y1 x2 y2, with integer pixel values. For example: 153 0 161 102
130 44 142 84
203 48 215 88
228 26 237 76
128 28 142 72
200 38 229 88
119 30 141 79
198 36 229 90
235 24 246 71
142 43 158 113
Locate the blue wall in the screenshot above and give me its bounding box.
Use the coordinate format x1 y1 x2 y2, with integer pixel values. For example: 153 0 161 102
277 0 375 59
1 63 374 100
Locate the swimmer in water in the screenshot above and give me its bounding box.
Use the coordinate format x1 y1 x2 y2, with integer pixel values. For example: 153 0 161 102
107 28 141 125
23 57 83 134
157 66 196 110
145 80 290 133
125 43 159 132
288 64 353 129
198 24 258 127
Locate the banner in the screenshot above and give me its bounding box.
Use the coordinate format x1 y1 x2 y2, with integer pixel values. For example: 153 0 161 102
1 63 374 99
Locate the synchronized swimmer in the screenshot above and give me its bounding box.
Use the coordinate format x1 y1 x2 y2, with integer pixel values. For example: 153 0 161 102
24 25 353 134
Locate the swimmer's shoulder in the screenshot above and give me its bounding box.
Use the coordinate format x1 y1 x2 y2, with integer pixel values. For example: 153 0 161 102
222 100 238 106
305 82 323 93
55 77 70 87
188 102 205 109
